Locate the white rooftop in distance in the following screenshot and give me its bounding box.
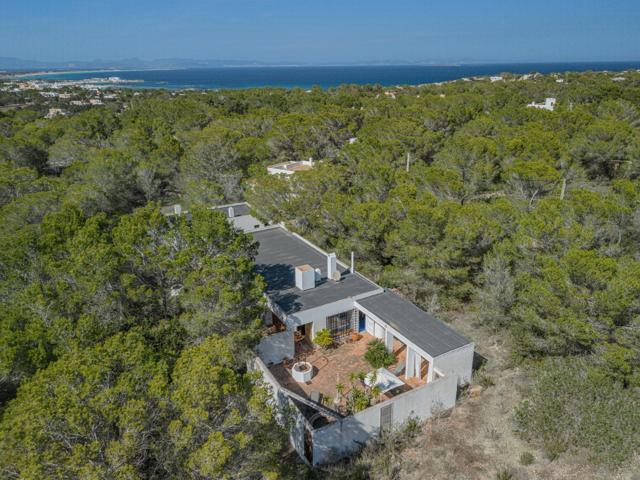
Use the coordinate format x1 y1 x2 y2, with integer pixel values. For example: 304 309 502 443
267 158 314 175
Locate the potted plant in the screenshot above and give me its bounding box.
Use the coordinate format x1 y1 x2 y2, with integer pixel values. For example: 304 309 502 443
313 328 333 349
364 339 395 369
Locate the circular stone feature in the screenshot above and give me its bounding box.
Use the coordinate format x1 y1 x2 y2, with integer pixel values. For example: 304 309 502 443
291 361 313 382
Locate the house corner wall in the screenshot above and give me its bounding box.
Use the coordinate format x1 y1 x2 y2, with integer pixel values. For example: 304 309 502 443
432 343 474 385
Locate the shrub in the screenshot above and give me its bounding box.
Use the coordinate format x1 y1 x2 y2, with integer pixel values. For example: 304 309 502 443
519 451 535 466
347 386 371 413
514 357 640 467
474 365 495 388
495 468 514 480
314 328 333 349
343 371 382 414
364 339 395 369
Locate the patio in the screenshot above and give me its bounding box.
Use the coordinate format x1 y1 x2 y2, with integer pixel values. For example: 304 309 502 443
268 332 426 409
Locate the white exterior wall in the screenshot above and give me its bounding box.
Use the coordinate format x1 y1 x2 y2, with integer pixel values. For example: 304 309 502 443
432 343 475 385
287 298 355 337
311 374 458 465
363 313 387 340
373 322 385 339
356 303 436 376
287 290 381 340
365 315 375 336
256 329 295 365
249 357 308 461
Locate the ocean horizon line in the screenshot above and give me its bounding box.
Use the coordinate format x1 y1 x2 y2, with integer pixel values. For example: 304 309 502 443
11 61 640 91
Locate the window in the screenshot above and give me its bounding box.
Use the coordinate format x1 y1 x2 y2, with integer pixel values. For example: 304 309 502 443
380 404 393 432
326 310 354 338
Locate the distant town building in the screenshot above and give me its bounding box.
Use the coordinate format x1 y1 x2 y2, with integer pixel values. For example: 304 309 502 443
527 97 556 111
490 76 503 82
45 108 67 119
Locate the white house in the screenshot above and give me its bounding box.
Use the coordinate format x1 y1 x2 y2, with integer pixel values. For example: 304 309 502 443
527 97 557 111
267 158 314 175
216 203 475 466
45 108 68 119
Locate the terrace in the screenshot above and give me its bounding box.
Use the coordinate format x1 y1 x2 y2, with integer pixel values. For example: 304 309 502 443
268 332 427 413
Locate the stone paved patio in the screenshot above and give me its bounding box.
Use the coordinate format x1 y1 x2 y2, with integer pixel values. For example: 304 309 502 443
269 332 426 407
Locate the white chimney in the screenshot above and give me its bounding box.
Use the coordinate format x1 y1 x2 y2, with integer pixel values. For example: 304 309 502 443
314 268 322 283
350 251 355 273
295 264 315 290
228 206 235 218
327 253 339 281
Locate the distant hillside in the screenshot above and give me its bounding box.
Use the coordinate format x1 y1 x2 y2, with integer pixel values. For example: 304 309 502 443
0 56 278 72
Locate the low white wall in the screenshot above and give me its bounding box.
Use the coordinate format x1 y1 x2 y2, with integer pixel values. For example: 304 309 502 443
249 356 289 413
249 356 308 461
257 329 294 365
432 343 475 385
311 374 458 465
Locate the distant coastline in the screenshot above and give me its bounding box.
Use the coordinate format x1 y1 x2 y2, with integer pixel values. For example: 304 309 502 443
8 61 640 90
13 68 182 78
11 63 466 79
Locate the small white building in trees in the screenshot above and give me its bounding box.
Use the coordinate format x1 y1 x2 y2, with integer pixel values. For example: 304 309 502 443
527 97 557 111
267 158 314 175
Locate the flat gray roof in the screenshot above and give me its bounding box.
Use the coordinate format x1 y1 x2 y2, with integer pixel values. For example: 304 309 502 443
252 227 379 315
211 203 251 217
357 291 472 357
210 203 268 233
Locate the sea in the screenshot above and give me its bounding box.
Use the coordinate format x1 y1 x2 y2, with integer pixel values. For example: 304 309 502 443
19 62 640 90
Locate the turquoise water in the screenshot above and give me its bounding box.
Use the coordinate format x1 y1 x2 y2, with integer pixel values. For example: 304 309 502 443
21 62 640 90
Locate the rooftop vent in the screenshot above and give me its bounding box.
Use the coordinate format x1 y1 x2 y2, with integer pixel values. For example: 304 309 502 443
295 264 316 291
228 206 235 218
327 253 340 281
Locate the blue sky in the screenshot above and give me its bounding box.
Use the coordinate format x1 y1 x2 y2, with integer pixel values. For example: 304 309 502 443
1 0 639 63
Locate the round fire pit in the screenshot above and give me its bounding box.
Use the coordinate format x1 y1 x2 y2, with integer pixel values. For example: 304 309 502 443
291 361 313 382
